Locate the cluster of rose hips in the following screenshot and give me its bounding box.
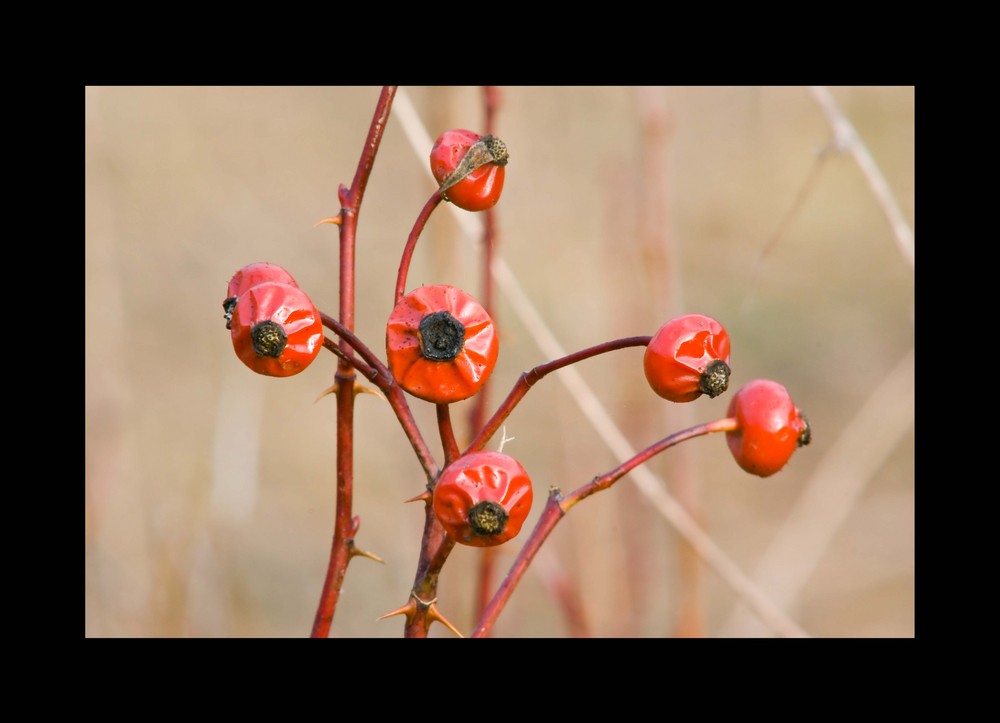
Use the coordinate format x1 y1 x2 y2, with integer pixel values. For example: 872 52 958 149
222 127 810 558
643 314 811 477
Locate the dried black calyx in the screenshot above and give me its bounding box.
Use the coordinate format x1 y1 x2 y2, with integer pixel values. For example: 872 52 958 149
223 296 238 330
699 359 731 398
251 320 287 358
482 135 509 166
418 311 465 361
468 500 508 537
439 134 509 194
797 416 812 447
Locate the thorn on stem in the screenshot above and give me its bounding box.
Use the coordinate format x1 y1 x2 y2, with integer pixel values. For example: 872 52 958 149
348 542 385 565
313 214 343 227
403 490 433 504
353 382 387 402
314 383 338 403
374 593 464 637
376 599 417 624
426 603 464 638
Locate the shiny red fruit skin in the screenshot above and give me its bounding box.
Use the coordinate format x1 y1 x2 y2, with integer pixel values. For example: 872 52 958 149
433 451 533 547
226 262 299 302
430 129 505 212
386 285 499 404
230 281 323 377
224 262 301 329
726 379 808 477
644 314 731 402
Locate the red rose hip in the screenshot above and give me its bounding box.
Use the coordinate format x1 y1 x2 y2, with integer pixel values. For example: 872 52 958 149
433 451 533 547
430 129 507 212
229 281 323 378
644 314 732 403
725 379 810 477
386 285 499 404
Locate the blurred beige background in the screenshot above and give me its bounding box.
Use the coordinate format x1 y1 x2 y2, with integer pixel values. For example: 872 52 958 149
85 86 914 638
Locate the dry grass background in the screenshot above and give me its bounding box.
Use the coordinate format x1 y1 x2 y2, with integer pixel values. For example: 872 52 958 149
85 86 914 638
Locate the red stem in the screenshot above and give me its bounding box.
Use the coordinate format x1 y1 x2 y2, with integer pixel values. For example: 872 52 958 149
320 312 390 383
395 191 444 305
311 86 397 639
320 313 439 483
404 509 456 638
472 416 738 637
322 335 377 382
436 404 461 465
464 336 652 455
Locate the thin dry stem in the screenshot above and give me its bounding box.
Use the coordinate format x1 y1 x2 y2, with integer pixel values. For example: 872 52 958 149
807 86 914 270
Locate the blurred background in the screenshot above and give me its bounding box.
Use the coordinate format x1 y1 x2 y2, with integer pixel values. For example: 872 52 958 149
85 86 914 638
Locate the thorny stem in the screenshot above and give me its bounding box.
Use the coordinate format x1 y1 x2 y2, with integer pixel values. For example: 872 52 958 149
320 313 438 483
311 86 397 639
464 336 652 456
473 417 738 637
402 501 456 638
322 335 377 382
320 313 389 383
395 191 445 305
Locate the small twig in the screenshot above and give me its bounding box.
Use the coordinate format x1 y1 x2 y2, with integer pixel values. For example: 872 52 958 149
807 86 914 270
739 146 833 319
320 312 390 383
321 335 378 382
464 336 651 455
